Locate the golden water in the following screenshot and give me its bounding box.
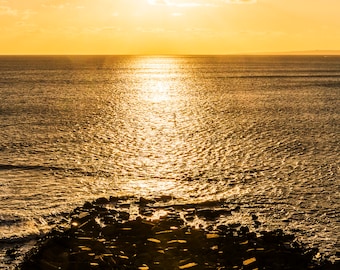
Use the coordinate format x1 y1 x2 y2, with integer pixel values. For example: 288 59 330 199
0 56 339 266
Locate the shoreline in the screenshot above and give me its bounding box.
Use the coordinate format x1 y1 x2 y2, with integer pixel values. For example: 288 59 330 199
13 196 339 269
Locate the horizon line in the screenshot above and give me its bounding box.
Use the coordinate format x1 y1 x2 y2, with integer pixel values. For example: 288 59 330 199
1 50 340 57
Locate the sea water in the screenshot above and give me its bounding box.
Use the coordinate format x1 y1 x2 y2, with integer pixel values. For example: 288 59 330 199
0 55 339 267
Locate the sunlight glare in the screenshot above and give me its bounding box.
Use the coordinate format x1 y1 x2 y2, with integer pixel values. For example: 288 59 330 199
124 179 177 197
135 57 180 103
146 81 170 103
148 0 170 5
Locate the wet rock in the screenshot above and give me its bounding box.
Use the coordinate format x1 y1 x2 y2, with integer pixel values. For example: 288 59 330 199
196 209 231 220
94 197 109 205
140 209 153 216
118 211 130 220
109 196 119 203
139 197 155 207
184 211 195 221
239 226 249 235
75 212 91 222
5 247 18 260
83 201 93 209
101 213 117 224
254 220 261 228
232 205 241 212
20 196 339 270
159 195 173 202
101 224 118 238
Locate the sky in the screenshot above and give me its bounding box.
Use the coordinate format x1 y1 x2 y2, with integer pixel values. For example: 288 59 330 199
0 0 340 55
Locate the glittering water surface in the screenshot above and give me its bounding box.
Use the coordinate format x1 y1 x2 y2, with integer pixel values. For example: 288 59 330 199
0 56 339 266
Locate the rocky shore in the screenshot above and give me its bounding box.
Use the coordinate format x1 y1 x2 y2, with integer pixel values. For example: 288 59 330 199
18 196 338 269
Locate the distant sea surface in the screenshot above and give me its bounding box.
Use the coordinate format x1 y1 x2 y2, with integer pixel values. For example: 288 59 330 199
0 56 339 267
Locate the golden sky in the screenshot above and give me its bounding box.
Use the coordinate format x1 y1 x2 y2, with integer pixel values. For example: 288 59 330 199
0 0 339 54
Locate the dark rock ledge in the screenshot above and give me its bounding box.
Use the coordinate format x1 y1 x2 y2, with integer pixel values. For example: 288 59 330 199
19 196 338 270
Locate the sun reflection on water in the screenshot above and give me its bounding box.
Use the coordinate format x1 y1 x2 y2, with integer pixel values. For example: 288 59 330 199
123 179 177 198
144 81 171 103
132 57 183 104
121 57 185 195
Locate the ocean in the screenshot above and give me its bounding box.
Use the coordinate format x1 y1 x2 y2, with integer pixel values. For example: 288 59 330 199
0 55 339 268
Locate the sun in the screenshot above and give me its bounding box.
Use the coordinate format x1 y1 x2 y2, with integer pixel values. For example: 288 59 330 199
147 0 171 5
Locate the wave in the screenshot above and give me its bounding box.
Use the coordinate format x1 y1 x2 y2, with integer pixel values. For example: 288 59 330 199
0 234 42 245
0 164 114 178
0 164 65 171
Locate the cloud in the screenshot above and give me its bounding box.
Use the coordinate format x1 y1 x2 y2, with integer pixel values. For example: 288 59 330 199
148 0 214 7
0 5 36 21
78 26 122 34
136 26 167 33
147 0 256 7
42 3 71 9
148 0 170 5
0 5 18 16
21 10 36 20
171 12 183 16
223 0 256 4
41 1 85 10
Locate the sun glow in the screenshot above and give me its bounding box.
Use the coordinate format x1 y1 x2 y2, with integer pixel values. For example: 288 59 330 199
148 0 170 5
146 81 171 103
134 57 180 103
124 179 177 197
0 0 339 54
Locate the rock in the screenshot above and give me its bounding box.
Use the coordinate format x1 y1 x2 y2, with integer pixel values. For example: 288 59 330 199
109 196 119 203
239 226 249 235
77 212 91 221
159 195 173 202
118 211 130 220
196 209 231 220
83 201 93 209
243 257 256 266
254 220 261 228
101 224 118 238
139 197 154 207
94 197 109 205
77 218 101 237
20 196 338 270
5 248 17 259
179 262 198 269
